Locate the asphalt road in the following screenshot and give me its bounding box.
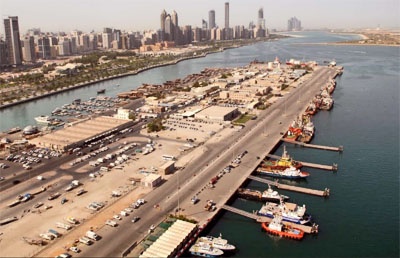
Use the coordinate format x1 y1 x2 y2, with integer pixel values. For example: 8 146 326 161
76 67 336 257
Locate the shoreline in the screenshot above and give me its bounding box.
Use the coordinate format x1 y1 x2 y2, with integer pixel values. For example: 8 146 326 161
292 42 400 47
0 51 220 110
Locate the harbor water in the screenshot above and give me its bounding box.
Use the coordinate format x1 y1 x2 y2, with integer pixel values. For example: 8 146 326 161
0 32 399 257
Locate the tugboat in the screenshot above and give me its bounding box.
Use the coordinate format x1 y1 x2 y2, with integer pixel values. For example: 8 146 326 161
189 241 224 257
261 214 304 240
258 199 311 225
261 146 302 170
198 234 236 252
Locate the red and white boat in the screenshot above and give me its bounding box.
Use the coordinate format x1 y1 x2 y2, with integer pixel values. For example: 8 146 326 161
261 214 304 240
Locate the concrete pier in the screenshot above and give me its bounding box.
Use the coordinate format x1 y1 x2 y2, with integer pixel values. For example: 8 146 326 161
266 154 338 171
281 139 344 152
248 175 330 197
221 205 318 234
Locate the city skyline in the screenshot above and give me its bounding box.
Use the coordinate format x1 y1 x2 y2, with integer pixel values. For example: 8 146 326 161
1 0 399 34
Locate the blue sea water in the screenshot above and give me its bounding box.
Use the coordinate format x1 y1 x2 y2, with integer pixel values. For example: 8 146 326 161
0 31 398 257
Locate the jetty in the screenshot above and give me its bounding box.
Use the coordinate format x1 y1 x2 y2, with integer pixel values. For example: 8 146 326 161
266 154 338 171
281 139 343 152
248 175 330 197
221 205 318 234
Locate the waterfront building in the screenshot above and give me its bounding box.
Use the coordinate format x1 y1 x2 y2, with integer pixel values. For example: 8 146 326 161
209 10 216 29
114 108 133 120
102 32 112 49
37 37 51 59
57 39 72 56
183 25 193 45
89 33 98 50
160 9 167 41
3 16 23 65
258 8 265 29
288 17 302 31
0 39 8 67
21 36 36 63
193 27 202 42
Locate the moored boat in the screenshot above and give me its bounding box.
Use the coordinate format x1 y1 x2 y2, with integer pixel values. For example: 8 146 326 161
262 185 290 202
261 146 302 170
257 166 310 179
189 241 224 258
258 199 311 225
34 115 52 124
198 234 235 252
97 89 105 94
261 214 304 240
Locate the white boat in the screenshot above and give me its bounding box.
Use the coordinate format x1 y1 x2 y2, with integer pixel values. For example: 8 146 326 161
262 185 290 202
189 241 224 257
258 199 311 225
34 115 51 124
198 234 235 251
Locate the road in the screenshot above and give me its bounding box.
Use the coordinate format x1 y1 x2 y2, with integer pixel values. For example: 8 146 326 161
75 66 336 257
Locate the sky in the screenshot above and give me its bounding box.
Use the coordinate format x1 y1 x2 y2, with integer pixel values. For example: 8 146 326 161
1 0 399 34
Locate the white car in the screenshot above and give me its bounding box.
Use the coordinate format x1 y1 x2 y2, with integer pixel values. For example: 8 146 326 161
113 215 122 220
105 220 118 227
69 246 80 253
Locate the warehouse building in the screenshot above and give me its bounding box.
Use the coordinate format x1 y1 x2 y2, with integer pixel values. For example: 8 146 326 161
29 116 134 152
195 106 238 122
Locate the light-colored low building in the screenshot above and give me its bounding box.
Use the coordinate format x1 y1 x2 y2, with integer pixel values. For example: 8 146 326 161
114 108 133 120
29 116 133 152
195 106 238 122
141 173 162 188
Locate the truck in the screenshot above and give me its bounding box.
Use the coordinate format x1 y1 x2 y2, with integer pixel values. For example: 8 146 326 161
85 230 100 241
48 192 61 200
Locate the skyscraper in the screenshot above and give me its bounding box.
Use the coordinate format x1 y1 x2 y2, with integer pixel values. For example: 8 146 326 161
258 8 265 29
3 16 22 65
287 17 302 31
224 2 229 29
160 10 167 41
209 10 216 29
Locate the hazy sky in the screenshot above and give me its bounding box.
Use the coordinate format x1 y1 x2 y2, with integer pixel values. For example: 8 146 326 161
1 0 399 34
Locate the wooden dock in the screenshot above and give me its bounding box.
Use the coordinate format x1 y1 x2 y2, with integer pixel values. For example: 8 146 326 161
248 175 330 197
281 139 343 152
221 205 318 234
266 154 338 171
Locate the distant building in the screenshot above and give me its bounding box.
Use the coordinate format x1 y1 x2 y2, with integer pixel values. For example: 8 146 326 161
258 7 266 30
209 10 216 29
3 16 23 65
114 108 133 120
288 17 302 31
0 40 8 67
21 36 36 63
225 2 229 30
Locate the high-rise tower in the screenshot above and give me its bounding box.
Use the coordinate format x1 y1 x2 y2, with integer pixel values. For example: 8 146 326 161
3 16 22 65
224 2 229 29
209 10 216 29
160 10 167 41
258 7 266 30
